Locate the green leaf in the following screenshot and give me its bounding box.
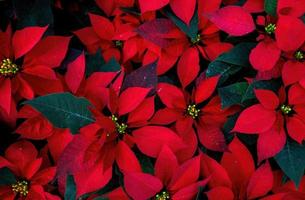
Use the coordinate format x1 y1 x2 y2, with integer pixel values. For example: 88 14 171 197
24 93 95 134
195 186 205 200
136 152 154 174
93 197 109 200
164 8 198 40
0 167 16 185
218 82 249 108
85 50 105 77
206 61 242 84
275 140 305 187
85 50 121 77
13 0 53 29
241 80 281 103
100 57 121 72
216 43 256 67
265 0 278 16
65 175 77 200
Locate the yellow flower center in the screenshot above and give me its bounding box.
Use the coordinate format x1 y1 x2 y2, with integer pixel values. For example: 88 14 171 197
187 104 200 119
114 40 123 48
12 181 29 196
191 34 201 45
265 23 276 34
155 191 170 200
295 51 304 61
0 58 20 77
111 115 128 134
281 104 292 115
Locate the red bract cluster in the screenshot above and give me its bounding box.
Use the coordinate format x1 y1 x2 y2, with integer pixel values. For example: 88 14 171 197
0 0 305 199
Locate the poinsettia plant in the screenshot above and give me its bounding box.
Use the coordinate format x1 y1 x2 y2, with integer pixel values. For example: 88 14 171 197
0 0 305 199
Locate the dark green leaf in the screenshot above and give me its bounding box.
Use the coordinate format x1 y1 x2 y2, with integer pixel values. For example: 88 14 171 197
86 50 121 77
275 140 305 187
136 152 154 174
65 175 77 200
93 197 109 200
13 0 53 29
164 8 198 40
120 7 141 16
241 80 281 103
85 50 105 77
218 82 249 108
216 43 256 67
265 0 278 16
0 167 16 185
206 61 242 84
100 57 121 72
195 186 205 200
24 93 95 134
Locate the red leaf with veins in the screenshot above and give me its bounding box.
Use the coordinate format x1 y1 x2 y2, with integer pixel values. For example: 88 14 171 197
12 26 48 59
221 137 255 199
177 47 200 88
207 6 255 36
247 161 273 199
232 104 276 134
133 126 185 157
170 0 196 25
124 171 163 200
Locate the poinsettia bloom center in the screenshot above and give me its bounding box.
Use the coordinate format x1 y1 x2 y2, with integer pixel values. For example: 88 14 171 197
191 34 201 45
281 104 292 115
114 40 123 48
0 58 20 77
187 104 200 119
265 23 276 34
155 191 170 200
111 115 128 134
295 51 304 61
11 180 29 196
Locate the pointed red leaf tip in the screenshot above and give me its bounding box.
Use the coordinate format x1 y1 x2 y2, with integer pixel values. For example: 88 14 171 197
170 0 196 25
275 16 305 52
177 47 200 88
168 156 201 191
116 141 142 173
0 78 11 114
75 161 112 197
200 153 232 188
247 161 273 199
157 83 186 109
133 126 185 157
257 115 286 162
249 41 281 71
254 89 279 110
282 61 305 86
139 0 169 13
221 137 255 199
155 145 179 186
5 140 38 170
124 171 163 200
65 53 85 94
15 115 53 140
118 87 151 116
207 6 255 36
24 36 71 68
232 104 276 134
12 25 48 59
195 75 220 104
89 13 114 40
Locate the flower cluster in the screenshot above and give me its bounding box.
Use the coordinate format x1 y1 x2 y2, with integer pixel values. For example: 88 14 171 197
0 0 305 199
